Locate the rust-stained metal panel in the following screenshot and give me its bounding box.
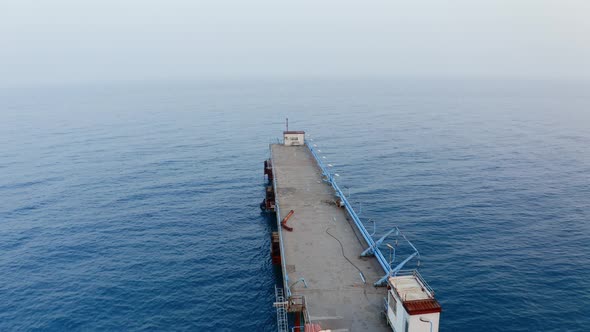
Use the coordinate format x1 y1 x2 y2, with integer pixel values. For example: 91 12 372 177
403 298 442 315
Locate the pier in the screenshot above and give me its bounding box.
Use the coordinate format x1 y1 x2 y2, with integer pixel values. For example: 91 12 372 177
262 129 441 332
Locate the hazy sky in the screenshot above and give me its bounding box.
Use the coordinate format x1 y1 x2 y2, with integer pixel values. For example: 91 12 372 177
1 0 589 86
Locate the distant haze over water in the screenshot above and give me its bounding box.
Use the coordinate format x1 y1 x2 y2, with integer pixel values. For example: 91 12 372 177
1 0 590 87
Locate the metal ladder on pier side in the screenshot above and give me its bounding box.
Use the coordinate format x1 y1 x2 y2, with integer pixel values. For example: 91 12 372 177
274 286 288 332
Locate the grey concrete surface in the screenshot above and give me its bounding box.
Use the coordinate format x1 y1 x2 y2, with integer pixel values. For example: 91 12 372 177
271 144 389 332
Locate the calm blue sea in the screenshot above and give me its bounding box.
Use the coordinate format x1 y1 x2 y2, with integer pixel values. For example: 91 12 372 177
0 79 589 331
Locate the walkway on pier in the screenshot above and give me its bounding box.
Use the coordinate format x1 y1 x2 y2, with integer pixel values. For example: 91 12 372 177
271 144 389 331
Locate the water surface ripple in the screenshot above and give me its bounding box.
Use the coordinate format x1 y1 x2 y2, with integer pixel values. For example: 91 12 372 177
1 79 589 331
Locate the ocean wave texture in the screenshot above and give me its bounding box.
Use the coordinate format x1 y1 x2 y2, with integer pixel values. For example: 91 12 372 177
1 79 589 331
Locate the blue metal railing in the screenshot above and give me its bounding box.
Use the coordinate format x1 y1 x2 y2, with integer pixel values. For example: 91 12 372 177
306 140 419 285
270 144 291 296
396 269 435 297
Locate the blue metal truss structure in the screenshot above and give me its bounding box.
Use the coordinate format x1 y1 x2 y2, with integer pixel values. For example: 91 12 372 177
306 140 420 286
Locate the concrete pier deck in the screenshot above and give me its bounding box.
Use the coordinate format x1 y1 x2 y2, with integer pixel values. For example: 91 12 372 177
271 144 389 331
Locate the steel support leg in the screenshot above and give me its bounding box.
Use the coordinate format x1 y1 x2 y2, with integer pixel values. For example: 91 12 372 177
361 227 399 257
